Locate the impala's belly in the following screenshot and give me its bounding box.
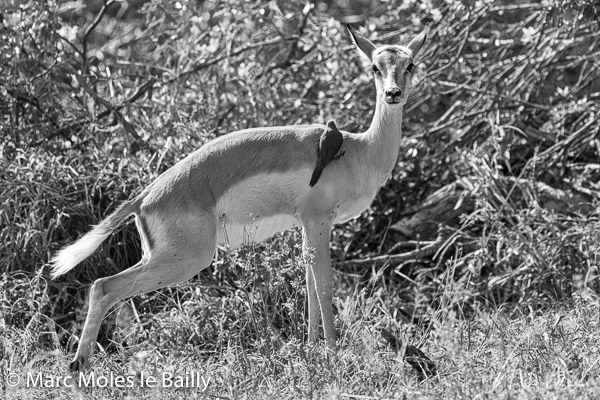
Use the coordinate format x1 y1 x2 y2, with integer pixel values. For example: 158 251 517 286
216 214 301 248
214 170 309 248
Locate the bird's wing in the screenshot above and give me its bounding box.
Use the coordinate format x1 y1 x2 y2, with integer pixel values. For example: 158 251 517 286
309 120 344 187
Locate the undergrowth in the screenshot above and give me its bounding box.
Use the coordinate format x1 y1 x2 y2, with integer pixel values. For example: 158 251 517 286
2 251 600 398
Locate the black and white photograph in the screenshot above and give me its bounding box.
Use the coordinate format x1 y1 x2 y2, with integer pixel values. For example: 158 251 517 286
1 0 599 398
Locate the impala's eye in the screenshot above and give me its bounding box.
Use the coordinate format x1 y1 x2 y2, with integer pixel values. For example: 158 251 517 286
372 65 380 74
406 63 415 73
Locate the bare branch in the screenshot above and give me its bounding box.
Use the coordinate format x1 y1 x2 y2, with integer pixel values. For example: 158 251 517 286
81 0 116 74
337 239 444 269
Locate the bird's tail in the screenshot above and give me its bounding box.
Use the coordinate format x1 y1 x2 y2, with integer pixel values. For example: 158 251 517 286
309 167 323 187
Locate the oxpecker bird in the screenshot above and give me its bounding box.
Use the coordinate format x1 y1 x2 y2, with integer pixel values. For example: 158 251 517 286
309 120 345 187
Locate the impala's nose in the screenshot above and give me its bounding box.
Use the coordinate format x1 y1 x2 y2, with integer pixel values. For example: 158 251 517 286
385 88 402 104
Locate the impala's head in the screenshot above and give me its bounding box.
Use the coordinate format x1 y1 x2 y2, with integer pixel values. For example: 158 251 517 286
348 24 429 106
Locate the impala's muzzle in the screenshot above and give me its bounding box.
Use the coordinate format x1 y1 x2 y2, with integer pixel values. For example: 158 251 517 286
384 87 402 104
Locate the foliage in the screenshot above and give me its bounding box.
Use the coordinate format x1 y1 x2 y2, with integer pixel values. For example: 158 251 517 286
1 0 600 397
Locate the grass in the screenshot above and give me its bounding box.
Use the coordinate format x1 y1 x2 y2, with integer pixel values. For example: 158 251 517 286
2 236 600 399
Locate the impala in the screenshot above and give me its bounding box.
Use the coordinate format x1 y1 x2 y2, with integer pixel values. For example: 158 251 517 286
51 24 429 371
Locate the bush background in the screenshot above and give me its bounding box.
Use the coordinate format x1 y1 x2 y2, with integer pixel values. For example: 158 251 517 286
1 0 600 398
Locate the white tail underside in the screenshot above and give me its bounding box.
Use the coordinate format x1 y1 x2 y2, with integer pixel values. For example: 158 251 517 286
50 226 112 278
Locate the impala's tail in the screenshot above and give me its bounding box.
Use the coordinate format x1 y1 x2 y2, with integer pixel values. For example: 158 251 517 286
50 197 141 279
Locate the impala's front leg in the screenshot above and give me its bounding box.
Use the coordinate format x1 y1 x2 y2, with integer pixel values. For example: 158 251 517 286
302 218 336 347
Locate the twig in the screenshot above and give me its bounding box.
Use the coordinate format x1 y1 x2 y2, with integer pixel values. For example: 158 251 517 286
29 57 59 83
74 73 141 140
81 0 116 74
122 78 156 104
385 240 438 255
338 239 443 268
55 31 84 58
74 73 113 111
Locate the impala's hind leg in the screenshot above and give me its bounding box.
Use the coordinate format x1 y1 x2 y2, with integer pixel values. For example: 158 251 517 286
70 215 216 372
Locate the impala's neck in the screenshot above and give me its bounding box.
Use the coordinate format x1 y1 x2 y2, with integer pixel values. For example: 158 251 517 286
363 98 405 174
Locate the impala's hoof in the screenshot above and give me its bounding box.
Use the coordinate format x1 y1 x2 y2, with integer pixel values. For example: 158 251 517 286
69 356 88 373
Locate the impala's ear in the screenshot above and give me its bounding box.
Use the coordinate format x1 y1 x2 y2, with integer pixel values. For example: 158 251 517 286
347 24 376 62
407 23 430 58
